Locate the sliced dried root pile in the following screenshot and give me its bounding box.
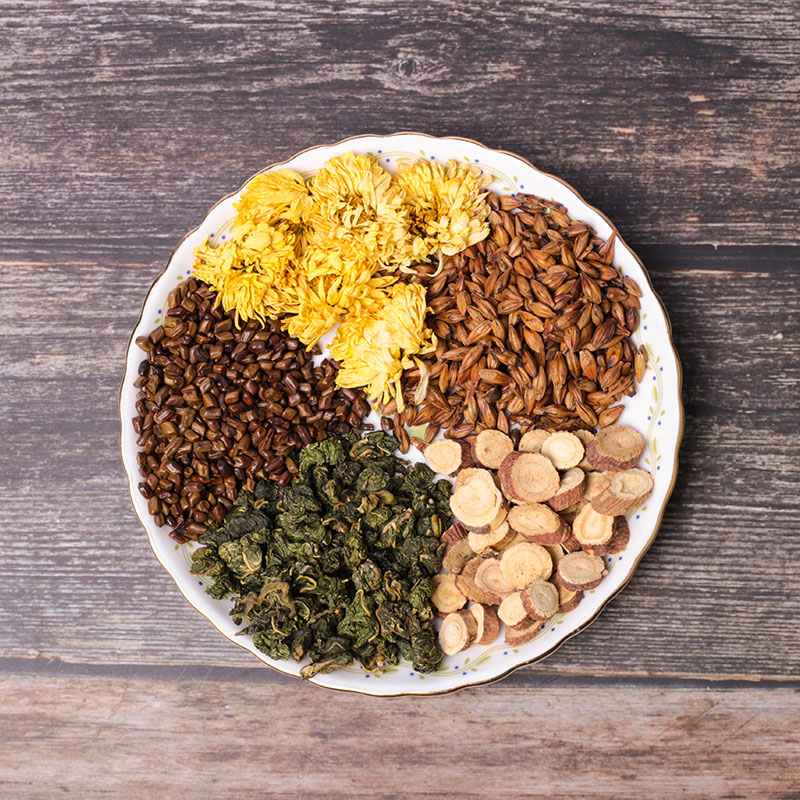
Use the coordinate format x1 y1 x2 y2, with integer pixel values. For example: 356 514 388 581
507 503 568 546
441 522 468 544
499 452 560 503
572 503 614 546
423 439 473 476
544 544 582 610
585 471 613 499
468 521 512 553
454 467 487 492
572 504 630 556
573 429 595 471
585 424 645 472
439 609 478 655
474 429 514 470
434 423 651 655
592 468 654 515
581 517 630 557
554 581 583 613
560 470 611 523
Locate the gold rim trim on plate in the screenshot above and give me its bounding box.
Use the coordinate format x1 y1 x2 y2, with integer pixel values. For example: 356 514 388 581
119 132 684 697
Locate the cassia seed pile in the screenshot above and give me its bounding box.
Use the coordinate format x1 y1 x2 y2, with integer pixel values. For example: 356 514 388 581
133 278 369 542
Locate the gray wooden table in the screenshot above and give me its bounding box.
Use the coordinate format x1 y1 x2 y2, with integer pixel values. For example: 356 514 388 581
2 2 799 797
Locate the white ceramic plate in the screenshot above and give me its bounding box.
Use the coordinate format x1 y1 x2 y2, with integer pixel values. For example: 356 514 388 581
120 133 683 696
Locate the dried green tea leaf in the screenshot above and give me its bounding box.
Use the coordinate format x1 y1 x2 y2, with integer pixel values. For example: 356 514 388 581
192 430 451 677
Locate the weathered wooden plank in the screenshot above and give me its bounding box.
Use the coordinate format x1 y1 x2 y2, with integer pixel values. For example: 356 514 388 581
1 675 798 798
1 246 798 676
1 1 798 247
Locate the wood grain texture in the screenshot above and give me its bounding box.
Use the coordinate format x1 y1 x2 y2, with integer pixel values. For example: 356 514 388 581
2 1 799 248
2 2 800 793
2 247 798 678
1 675 799 799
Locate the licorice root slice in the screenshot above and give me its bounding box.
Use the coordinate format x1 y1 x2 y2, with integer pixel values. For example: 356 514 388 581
455 556 497 605
499 542 553 589
553 580 583 612
504 618 544 646
518 429 550 454
585 471 613 500
561 531 582 552
572 503 615 546
454 467 484 492
498 452 560 504
468 521 510 553
556 551 608 591
573 429 595 471
439 609 478 655
560 499 586 525
507 503 568 546
441 522 468 544
423 439 473 476
497 591 530 627
450 470 505 528
581 516 630 557
442 538 476 574
591 468 654 515
474 557 516 605
585 424 646 472
470 603 501 645
487 524 517 552
540 431 585 470
473 429 515 470
547 467 587 512
520 579 560 620
462 503 508 535
545 543 567 567
432 574 468 614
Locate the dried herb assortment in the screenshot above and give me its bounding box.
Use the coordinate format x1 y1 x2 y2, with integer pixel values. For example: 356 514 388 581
131 151 654 678
190 431 450 677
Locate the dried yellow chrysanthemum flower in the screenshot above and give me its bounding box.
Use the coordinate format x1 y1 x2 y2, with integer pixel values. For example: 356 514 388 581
330 282 436 410
233 168 312 227
306 153 414 271
192 219 298 325
395 159 491 258
281 245 395 347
